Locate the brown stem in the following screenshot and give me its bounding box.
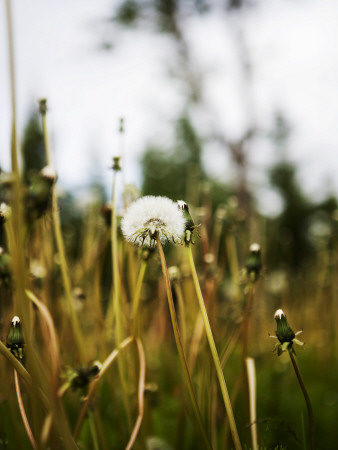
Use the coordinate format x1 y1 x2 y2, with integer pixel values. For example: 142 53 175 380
289 351 315 450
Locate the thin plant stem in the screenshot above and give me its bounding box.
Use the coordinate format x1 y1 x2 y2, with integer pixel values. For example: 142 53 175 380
105 170 122 332
155 236 212 450
0 341 31 387
245 357 258 450
40 107 51 165
89 413 100 450
187 245 242 450
14 369 38 450
242 284 255 360
5 0 18 174
39 105 85 364
288 350 315 450
132 260 147 336
125 338 146 450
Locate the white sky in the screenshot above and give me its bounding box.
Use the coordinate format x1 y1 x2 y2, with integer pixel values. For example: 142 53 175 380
1 0 338 214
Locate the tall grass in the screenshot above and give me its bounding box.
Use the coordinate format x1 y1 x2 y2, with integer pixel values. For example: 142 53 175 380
1 5 338 449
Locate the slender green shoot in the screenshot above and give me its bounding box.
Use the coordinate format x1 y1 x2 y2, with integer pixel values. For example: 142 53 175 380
186 245 242 450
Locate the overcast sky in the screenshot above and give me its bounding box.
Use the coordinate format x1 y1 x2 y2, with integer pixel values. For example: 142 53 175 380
1 0 338 214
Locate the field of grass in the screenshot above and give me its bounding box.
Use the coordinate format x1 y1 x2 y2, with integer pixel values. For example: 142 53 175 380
0 97 337 450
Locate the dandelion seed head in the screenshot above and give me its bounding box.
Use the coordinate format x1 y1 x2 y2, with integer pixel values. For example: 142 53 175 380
121 195 185 247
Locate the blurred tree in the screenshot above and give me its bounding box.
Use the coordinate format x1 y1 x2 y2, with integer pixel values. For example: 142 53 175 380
142 114 230 208
266 161 337 270
111 0 257 213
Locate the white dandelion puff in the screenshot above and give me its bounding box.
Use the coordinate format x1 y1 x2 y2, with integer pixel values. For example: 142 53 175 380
121 195 185 247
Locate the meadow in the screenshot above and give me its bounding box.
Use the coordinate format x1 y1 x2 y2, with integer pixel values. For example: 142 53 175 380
0 95 337 450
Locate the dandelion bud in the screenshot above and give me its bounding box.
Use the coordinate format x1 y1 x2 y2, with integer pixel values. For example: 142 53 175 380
39 98 48 115
274 309 295 344
68 361 102 391
25 166 56 223
245 243 262 282
177 200 199 245
111 156 121 172
272 309 304 356
6 316 25 361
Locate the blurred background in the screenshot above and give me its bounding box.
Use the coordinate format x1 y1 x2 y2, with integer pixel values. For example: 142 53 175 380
1 0 338 214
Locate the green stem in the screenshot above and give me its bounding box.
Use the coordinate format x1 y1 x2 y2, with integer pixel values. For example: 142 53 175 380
132 260 147 336
187 245 242 450
288 350 315 450
89 413 100 450
156 237 212 450
39 102 85 364
5 0 18 175
51 184 85 363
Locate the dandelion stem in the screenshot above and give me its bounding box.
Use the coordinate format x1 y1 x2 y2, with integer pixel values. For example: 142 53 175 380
288 350 315 450
186 245 242 450
125 338 146 450
14 369 37 450
132 260 148 336
156 236 212 450
39 102 85 364
245 357 258 450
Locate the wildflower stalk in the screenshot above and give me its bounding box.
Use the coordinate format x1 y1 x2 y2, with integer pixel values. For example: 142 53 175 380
5 0 18 175
245 357 258 450
186 245 242 450
88 413 100 450
0 341 31 387
39 101 85 363
14 369 37 450
125 338 146 450
155 236 212 450
288 349 315 450
132 259 147 336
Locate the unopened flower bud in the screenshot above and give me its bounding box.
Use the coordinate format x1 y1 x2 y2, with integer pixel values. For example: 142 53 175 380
112 156 121 172
6 316 25 360
245 243 262 282
177 200 199 245
39 98 48 115
272 309 304 356
274 309 295 343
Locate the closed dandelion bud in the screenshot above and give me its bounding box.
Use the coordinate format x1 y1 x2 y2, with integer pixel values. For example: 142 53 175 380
6 316 25 361
272 309 304 356
275 309 295 343
111 156 121 172
69 361 102 391
246 243 262 282
39 98 48 115
25 165 57 223
177 200 199 245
